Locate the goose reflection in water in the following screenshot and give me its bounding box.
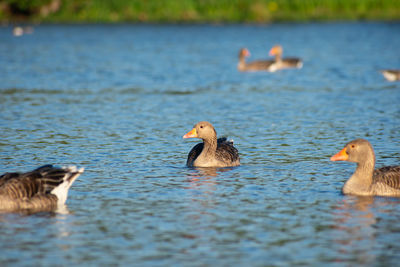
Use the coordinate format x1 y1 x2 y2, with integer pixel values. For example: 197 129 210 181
187 167 236 178
331 196 400 265
183 167 237 227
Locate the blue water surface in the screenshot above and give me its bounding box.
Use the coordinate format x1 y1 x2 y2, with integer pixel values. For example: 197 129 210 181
0 22 400 266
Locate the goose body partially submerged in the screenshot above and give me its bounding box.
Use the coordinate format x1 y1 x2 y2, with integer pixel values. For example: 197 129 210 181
237 48 274 72
0 165 83 212
238 46 302 72
268 45 303 72
331 139 400 197
380 70 400 81
183 121 240 168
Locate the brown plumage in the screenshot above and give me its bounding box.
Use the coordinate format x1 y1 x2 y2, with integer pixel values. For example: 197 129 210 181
380 70 400 82
268 45 303 72
183 121 240 168
237 48 274 72
0 165 83 212
330 139 400 197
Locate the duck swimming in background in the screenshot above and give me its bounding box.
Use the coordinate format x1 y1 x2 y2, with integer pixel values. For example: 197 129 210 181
12 26 34 37
380 70 400 81
183 121 240 168
268 45 303 72
0 165 83 212
238 48 275 72
331 139 400 197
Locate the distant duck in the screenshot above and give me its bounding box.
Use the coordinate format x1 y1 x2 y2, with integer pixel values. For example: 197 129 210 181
13 26 34 37
183 121 240 167
13 26 23 37
380 70 400 82
330 139 400 197
0 165 83 212
238 48 275 72
268 45 303 72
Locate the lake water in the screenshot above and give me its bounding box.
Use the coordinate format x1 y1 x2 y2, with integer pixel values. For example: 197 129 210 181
1 22 400 266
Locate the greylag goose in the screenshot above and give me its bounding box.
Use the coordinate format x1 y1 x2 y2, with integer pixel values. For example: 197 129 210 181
380 70 400 81
0 165 83 212
238 48 274 72
183 121 240 167
268 45 303 72
330 139 400 197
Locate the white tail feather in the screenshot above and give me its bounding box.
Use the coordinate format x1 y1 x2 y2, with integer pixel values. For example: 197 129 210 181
51 166 84 205
297 61 303 68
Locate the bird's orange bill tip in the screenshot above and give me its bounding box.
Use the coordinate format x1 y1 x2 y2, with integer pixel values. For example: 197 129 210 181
183 128 197 139
330 147 348 161
269 47 276 56
244 49 250 57
269 45 282 56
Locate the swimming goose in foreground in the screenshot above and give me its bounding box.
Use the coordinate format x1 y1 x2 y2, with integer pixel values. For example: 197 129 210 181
0 165 83 212
380 70 400 81
183 121 240 167
237 48 274 72
268 45 303 72
330 139 400 197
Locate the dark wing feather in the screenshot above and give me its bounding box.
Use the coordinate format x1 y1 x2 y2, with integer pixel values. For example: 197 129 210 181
0 165 66 199
215 138 240 164
246 59 274 69
373 166 400 189
282 57 302 68
0 172 20 187
217 137 229 144
186 143 204 167
283 57 302 63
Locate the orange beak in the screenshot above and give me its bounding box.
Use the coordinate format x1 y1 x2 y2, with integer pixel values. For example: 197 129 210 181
269 46 277 57
268 48 275 56
244 49 250 57
183 128 197 138
330 147 349 161
269 45 281 56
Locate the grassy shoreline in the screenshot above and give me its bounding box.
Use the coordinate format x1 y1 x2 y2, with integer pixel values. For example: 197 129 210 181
2 0 400 23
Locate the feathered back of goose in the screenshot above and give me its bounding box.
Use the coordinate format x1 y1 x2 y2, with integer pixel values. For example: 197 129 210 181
373 166 400 189
0 165 83 212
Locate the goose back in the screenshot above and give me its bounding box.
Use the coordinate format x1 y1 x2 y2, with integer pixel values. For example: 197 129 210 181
373 165 400 189
281 57 303 68
0 165 82 212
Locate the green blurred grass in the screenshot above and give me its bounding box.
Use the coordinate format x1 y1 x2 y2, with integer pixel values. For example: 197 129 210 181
2 0 400 23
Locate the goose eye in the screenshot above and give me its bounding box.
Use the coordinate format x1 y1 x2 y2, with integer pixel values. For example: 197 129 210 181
351 144 355 148
200 125 204 129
